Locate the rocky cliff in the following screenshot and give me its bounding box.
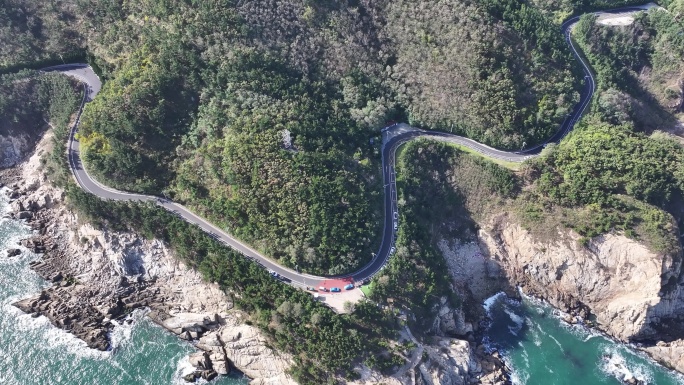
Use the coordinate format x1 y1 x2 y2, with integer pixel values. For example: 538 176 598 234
2 130 509 385
0 134 31 168
476 212 684 371
644 339 684 373
2 132 297 384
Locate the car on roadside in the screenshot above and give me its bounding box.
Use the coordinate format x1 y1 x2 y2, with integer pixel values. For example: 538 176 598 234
270 271 279 278
390 247 396 255
344 283 354 290
306 286 316 291
393 212 398 220
394 222 398 231
318 286 328 292
330 287 341 292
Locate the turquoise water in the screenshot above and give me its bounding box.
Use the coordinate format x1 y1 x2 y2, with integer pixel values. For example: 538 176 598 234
484 293 684 385
0 191 247 385
5 185 684 385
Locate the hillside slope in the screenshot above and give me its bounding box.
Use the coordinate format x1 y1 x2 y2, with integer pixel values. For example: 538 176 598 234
0 0 588 274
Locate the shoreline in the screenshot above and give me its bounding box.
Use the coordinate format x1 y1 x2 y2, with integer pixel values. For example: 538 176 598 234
484 290 684 384
0 129 513 385
0 131 297 384
1 124 681 385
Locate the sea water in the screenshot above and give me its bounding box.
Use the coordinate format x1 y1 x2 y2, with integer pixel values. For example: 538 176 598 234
7 185 684 385
0 191 247 385
484 292 684 385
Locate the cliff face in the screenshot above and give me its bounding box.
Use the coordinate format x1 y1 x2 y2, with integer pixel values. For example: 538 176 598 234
1 130 506 385
4 132 296 384
0 134 31 168
478 213 684 342
644 340 684 373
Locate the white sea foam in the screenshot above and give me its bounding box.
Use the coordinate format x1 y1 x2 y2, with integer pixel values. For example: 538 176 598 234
548 333 564 352
172 356 200 385
11 306 110 360
531 329 542 347
534 321 547 335
600 346 653 384
509 364 530 385
483 292 506 315
520 345 530 368
504 308 525 328
109 308 150 351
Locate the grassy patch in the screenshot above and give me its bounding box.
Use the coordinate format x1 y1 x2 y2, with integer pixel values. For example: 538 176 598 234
360 280 375 297
444 142 523 171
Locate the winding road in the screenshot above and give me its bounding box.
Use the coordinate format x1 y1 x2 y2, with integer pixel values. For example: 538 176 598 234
43 6 652 293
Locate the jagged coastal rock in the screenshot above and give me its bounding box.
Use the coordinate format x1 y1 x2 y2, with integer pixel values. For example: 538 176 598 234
0 134 30 168
416 339 507 385
2 131 511 385
3 132 297 384
476 213 684 371
478 214 684 341
644 339 684 373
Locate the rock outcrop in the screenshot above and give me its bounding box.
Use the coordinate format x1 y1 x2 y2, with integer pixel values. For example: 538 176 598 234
477 213 684 372
2 132 296 384
0 134 30 168
432 297 474 338
644 339 684 373
3 130 508 385
417 339 507 385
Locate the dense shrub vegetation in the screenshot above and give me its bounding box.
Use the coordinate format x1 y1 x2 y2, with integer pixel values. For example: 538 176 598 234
537 121 684 207
0 1 84 72
0 0 595 273
529 118 684 252
573 3 684 131
170 51 382 275
78 50 200 192
5 0 684 381
65 186 399 384
381 0 581 148
0 70 79 178
369 140 517 320
0 70 78 137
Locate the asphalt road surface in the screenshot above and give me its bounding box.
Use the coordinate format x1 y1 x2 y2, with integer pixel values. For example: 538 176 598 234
47 6 648 290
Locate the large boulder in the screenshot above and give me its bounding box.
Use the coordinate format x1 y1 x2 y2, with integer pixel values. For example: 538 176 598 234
433 299 473 337
643 339 684 373
189 351 211 370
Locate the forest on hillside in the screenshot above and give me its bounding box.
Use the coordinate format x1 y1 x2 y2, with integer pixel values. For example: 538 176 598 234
0 70 79 169
574 0 684 132
380 1 684 311
3 0 678 275
0 0 599 274
4 1 684 383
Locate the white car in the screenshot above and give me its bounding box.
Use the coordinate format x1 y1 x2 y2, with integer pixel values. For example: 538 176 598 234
390 247 396 255
393 212 398 220
394 222 398 231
